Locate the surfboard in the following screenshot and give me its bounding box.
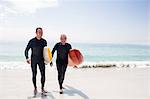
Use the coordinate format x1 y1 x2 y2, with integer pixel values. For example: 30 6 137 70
43 47 52 64
68 49 84 67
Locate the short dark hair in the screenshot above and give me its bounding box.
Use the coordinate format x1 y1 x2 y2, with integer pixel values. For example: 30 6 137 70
36 27 43 33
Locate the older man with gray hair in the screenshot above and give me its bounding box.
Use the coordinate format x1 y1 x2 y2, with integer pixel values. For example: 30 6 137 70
51 34 72 94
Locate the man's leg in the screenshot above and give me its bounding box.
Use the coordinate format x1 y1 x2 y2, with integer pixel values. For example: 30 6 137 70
61 64 67 86
56 63 67 94
38 61 46 92
56 63 63 89
31 61 37 94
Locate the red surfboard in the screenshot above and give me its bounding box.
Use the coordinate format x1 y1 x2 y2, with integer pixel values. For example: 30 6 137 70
68 49 84 67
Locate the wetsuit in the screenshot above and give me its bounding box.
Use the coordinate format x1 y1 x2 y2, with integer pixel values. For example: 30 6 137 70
25 37 47 89
52 42 72 89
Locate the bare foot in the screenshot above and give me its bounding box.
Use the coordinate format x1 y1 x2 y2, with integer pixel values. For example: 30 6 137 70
41 89 48 93
59 89 63 94
34 88 37 96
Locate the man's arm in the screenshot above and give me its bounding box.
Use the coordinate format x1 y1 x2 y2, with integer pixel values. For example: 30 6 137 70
69 44 72 50
51 43 57 57
50 43 57 66
44 40 47 47
25 40 31 60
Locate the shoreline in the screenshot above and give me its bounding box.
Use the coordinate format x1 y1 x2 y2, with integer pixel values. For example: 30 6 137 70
0 61 150 70
79 61 150 68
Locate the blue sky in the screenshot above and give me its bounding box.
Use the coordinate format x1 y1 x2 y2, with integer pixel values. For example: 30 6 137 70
0 0 149 44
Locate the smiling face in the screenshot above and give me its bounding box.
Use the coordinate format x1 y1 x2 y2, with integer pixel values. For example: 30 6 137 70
60 34 67 45
36 28 43 39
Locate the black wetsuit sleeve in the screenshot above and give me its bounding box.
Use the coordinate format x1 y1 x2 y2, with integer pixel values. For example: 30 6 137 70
25 40 32 59
44 40 47 47
69 44 72 50
52 43 58 57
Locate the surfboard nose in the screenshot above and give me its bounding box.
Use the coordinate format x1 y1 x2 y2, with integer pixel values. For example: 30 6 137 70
68 49 84 67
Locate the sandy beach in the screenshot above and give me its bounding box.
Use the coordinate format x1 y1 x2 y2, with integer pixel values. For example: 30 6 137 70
0 66 150 99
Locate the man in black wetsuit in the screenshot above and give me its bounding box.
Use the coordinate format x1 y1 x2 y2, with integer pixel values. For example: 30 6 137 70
25 27 47 95
51 34 72 94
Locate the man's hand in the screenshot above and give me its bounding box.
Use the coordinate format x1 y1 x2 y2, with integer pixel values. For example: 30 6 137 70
50 62 53 67
26 59 31 64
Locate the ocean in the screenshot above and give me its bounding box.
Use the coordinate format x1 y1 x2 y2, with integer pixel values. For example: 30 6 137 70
0 42 150 69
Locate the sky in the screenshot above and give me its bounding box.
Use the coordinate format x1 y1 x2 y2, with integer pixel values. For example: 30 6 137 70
0 0 149 44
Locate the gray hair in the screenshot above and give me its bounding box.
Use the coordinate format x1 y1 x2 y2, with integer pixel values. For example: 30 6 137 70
60 34 67 39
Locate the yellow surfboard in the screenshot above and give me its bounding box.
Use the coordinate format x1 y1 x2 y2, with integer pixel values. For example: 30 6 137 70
43 47 52 64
